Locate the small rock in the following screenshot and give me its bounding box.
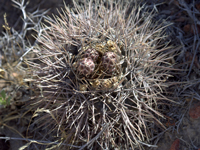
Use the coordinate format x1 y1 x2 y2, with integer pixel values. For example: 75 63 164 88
189 103 200 119
170 139 179 150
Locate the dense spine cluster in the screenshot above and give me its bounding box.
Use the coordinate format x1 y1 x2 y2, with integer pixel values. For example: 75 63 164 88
26 0 179 149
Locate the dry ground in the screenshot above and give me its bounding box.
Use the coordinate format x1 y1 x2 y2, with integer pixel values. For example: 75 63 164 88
0 0 200 150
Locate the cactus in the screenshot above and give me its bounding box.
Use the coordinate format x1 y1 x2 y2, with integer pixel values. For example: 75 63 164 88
26 0 180 149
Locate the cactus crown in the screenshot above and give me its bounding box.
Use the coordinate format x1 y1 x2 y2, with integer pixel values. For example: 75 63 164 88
73 40 121 90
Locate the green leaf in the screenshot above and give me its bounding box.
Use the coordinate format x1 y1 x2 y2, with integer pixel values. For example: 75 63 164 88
1 100 6 105
0 90 6 100
0 91 11 107
0 97 3 103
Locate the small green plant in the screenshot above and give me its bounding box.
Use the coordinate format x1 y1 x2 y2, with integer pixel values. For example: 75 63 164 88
0 90 11 108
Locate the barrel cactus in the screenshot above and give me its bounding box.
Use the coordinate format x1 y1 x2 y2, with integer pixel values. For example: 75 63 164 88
26 0 179 149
